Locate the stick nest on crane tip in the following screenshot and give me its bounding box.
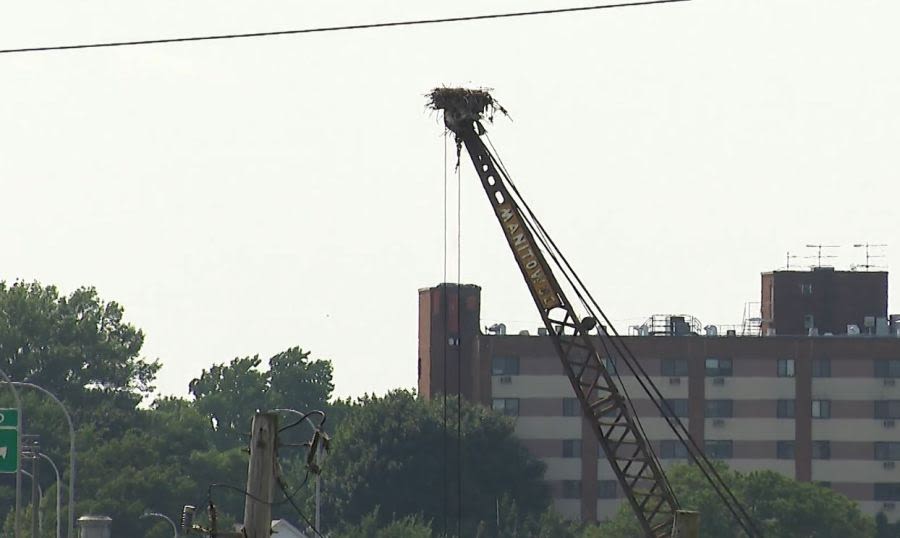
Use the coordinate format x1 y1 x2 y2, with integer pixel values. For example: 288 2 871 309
428 87 509 136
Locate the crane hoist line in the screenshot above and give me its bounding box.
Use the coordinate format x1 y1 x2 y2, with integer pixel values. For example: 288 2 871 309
427 87 760 538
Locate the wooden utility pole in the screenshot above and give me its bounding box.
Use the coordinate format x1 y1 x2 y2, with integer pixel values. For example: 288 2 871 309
242 412 278 538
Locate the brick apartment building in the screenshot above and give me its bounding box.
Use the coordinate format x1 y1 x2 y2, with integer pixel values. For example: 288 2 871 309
418 268 900 522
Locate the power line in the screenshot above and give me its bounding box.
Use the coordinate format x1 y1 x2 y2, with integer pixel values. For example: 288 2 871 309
0 0 690 55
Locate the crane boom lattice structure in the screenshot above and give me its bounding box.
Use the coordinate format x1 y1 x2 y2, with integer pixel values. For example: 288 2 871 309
429 87 759 538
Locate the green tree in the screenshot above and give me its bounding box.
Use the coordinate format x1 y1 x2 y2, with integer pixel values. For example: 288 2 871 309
321 390 549 536
334 509 436 538
0 282 158 407
189 347 334 448
599 463 876 538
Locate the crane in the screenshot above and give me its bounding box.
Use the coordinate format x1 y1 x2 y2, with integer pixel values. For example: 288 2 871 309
429 88 759 538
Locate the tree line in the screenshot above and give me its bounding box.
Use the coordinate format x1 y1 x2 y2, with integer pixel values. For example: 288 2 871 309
0 281 894 537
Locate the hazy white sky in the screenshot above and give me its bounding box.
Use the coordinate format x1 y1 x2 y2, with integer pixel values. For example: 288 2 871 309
2 1 897 400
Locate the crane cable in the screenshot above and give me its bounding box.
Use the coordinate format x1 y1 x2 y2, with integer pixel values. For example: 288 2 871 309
484 134 760 537
441 129 450 536
484 136 677 509
456 156 464 537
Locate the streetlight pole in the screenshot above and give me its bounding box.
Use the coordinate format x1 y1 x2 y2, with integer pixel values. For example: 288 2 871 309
140 511 179 538
0 367 23 538
20 469 43 537
39 452 62 538
10 382 76 538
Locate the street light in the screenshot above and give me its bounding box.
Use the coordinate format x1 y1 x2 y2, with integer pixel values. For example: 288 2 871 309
140 510 179 538
39 453 62 538
0 367 23 538
20 469 43 537
10 382 76 538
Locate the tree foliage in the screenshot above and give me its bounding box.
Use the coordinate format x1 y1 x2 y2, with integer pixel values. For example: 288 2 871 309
322 390 550 537
600 462 877 538
189 347 334 447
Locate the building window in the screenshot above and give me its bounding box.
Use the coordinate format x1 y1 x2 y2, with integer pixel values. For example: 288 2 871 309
777 441 795 459
663 398 689 418
598 480 617 499
875 442 900 461
875 360 900 378
660 440 689 459
777 399 796 418
812 441 831 460
561 480 581 499
800 283 813 296
705 358 733 377
874 484 900 502
492 398 519 417
562 439 581 458
812 400 831 419
562 398 579 417
491 356 520 376
777 359 795 378
875 401 900 419
705 400 734 418
813 358 831 378
704 440 733 459
662 358 689 377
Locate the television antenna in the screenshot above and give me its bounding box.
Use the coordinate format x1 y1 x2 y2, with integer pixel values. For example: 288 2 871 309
852 243 887 271
785 251 800 269
805 244 839 268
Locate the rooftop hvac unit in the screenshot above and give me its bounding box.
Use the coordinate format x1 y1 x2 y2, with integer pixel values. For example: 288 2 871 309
766 328 777 337
847 324 861 335
865 316 876 328
704 325 719 337
876 317 890 336
518 330 530 336
808 328 819 337
726 329 737 337
537 327 549 336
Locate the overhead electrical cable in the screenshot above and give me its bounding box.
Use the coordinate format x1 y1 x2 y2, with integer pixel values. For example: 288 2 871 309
0 0 690 55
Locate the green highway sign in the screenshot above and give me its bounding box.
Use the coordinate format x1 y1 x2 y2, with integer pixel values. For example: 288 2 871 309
0 409 18 474
0 409 18 428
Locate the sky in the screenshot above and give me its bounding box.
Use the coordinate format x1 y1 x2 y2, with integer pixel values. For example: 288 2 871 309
1 1 898 401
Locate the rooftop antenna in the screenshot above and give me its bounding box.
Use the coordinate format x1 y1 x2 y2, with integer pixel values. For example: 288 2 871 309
852 243 887 271
805 244 839 268
785 251 800 269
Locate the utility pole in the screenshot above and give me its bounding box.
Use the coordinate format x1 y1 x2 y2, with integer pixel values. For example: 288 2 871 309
242 412 277 538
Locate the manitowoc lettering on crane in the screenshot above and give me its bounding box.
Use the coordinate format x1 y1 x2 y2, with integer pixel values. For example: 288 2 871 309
498 204 561 310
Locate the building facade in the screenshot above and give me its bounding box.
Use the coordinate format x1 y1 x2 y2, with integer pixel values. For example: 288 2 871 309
418 274 900 523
